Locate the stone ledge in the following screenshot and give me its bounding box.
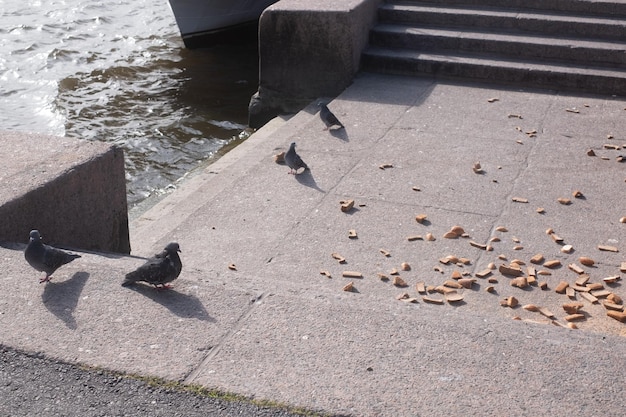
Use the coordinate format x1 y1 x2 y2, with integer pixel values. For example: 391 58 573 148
0 131 130 253
249 0 382 128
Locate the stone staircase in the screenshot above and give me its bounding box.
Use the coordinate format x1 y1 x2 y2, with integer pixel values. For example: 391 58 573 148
361 0 626 95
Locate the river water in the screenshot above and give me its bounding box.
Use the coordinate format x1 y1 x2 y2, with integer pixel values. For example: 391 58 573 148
0 0 258 213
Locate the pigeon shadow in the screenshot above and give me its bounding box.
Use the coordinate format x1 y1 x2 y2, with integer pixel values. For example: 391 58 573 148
329 127 349 142
132 284 215 322
295 169 324 193
41 272 90 330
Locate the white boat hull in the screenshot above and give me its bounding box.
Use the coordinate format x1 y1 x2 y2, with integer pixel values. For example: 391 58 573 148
167 0 278 47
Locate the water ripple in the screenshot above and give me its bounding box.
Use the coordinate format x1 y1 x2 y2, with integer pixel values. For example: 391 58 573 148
0 0 259 210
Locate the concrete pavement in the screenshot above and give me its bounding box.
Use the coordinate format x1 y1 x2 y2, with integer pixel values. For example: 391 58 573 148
1 73 625 416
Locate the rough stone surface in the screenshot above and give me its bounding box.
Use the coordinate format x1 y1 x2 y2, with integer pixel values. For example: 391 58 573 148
249 0 382 128
0 131 130 253
2 74 626 416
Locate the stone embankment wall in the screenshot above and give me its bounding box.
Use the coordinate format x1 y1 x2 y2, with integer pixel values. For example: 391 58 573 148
0 131 130 253
249 0 382 128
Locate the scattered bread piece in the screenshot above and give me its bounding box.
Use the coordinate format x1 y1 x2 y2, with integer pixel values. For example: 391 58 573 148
538 307 555 319
555 281 569 294
543 259 562 269
501 296 519 308
579 257 595 267
499 263 524 277
564 314 586 322
274 151 285 163
607 293 623 304
393 276 408 287
444 280 462 289
331 253 347 264
603 301 624 311
591 290 611 298
469 240 487 250
557 198 572 205
562 302 584 314
446 293 464 303
568 263 585 274
458 278 475 289
422 296 445 305
530 253 545 264
511 277 528 288
475 269 492 278
340 199 355 213
415 214 428 224
579 292 599 304
575 274 590 286
607 310 626 323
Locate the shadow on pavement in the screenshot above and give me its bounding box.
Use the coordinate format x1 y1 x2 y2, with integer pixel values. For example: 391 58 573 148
133 284 215 322
329 127 349 141
295 169 324 193
41 271 90 330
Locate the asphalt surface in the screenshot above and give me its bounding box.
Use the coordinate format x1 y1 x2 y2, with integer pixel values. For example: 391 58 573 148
0 345 327 417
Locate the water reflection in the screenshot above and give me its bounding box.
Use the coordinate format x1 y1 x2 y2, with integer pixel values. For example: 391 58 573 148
1 0 259 210
56 42 258 207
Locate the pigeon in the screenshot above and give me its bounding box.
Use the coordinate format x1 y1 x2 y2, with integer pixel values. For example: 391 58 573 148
284 142 308 174
24 229 81 283
319 103 344 130
122 242 182 289
154 242 183 278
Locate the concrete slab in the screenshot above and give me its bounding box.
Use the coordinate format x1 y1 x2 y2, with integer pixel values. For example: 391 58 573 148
1 73 625 416
0 244 258 380
188 293 625 417
0 131 129 253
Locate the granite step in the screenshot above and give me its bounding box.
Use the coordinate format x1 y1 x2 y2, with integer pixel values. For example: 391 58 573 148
379 2 626 40
362 0 626 95
362 46 626 95
369 24 626 66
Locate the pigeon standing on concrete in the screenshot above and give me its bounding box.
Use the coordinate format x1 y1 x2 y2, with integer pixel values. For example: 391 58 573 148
319 103 344 130
284 142 308 174
24 230 81 283
122 242 182 289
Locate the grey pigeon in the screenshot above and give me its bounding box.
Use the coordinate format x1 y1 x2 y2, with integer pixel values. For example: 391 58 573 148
24 230 81 283
122 242 182 289
319 103 344 130
284 142 308 174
